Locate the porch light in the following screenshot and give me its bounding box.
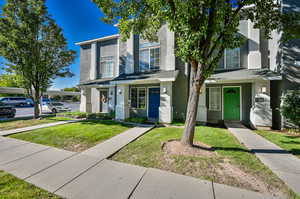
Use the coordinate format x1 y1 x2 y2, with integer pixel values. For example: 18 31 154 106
162 87 167 94
118 89 122 95
261 87 267 93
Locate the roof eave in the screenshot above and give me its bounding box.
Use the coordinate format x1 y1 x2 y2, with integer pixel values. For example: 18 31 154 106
75 34 120 46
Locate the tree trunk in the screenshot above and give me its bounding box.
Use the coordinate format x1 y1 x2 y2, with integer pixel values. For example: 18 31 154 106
33 89 40 119
181 61 206 146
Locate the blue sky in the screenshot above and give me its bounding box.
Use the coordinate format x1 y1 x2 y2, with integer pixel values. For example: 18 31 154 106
0 0 118 90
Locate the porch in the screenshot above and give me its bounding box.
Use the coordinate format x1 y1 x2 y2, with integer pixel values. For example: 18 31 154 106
196 69 282 129
112 70 179 123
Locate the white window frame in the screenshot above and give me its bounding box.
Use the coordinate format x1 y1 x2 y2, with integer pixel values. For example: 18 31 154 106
139 44 160 72
209 87 221 111
223 48 241 69
130 87 147 109
100 56 114 78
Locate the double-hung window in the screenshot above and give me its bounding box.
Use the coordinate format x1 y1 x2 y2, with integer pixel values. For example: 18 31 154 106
209 87 221 111
100 56 114 78
225 48 240 69
139 40 160 72
130 87 146 109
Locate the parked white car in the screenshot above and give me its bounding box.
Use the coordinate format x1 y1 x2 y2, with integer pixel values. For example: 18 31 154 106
41 102 71 113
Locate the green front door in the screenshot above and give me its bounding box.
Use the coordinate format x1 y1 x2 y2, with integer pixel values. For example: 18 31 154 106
223 87 240 121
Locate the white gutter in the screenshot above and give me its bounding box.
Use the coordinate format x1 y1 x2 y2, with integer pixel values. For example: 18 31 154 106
75 34 120 45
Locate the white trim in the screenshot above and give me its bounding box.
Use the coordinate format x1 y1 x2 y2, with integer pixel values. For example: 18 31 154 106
222 86 242 121
116 38 120 77
147 87 160 118
208 87 221 111
75 34 120 45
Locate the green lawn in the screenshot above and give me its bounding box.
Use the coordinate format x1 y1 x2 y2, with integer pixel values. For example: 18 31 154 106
0 117 72 131
9 120 131 152
0 170 60 199
256 130 300 158
112 126 299 198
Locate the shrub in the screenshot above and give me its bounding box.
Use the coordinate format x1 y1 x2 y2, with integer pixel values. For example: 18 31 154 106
57 111 87 119
281 90 300 129
125 117 147 124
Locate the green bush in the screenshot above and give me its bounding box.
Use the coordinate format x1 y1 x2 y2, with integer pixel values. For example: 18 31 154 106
57 111 115 120
125 117 147 124
281 90 300 128
86 112 114 120
57 111 87 119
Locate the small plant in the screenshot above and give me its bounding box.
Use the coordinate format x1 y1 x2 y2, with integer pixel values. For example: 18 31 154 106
281 90 300 129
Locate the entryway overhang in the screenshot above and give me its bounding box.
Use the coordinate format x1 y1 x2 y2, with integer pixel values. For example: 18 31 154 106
205 69 282 84
78 78 115 89
110 70 179 85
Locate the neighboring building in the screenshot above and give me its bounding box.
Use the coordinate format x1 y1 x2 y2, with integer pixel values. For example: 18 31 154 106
77 0 299 129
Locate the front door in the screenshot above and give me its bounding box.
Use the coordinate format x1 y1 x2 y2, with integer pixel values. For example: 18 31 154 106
100 90 109 113
148 88 160 119
223 87 241 121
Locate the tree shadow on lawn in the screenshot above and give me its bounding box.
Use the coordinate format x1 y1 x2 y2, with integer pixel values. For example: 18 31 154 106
193 144 300 156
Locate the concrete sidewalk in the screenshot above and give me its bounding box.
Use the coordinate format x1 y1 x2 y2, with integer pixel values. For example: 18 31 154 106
225 122 300 195
0 120 78 136
0 125 281 199
82 125 154 158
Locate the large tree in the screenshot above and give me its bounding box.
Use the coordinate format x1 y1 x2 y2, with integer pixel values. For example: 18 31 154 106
93 0 286 146
0 0 76 118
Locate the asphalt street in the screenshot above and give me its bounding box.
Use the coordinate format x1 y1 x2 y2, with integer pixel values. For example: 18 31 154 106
14 102 80 118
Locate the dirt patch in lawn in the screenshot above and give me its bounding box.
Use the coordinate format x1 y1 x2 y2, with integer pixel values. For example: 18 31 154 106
160 140 284 197
162 139 216 157
63 142 91 152
216 159 282 196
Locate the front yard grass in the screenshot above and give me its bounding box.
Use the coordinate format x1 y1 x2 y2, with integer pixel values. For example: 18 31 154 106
0 117 72 131
0 170 60 199
112 126 299 198
256 130 300 158
9 120 131 152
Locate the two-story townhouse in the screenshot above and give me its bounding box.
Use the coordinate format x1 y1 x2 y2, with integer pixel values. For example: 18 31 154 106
76 0 299 129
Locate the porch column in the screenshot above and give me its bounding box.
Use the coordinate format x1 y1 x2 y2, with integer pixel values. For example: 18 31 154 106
250 81 272 128
91 88 100 113
159 82 173 123
197 84 207 122
108 87 116 112
80 88 92 113
115 85 130 120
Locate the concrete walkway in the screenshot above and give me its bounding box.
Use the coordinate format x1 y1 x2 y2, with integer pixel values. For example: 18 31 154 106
225 122 300 195
0 120 78 136
0 125 280 199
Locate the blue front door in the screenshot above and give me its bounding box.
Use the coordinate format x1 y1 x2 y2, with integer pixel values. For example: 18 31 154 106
148 88 160 119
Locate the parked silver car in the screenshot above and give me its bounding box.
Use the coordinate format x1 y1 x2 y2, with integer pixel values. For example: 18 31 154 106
41 102 71 113
0 97 32 107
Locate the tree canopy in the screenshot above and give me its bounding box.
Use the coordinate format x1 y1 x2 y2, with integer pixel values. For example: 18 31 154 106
0 0 76 118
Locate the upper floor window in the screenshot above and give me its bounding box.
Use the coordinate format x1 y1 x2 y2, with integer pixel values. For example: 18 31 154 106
225 48 240 69
139 39 160 72
100 56 114 78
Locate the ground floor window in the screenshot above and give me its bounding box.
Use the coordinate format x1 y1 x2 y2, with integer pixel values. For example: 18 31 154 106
130 87 146 109
209 87 221 111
